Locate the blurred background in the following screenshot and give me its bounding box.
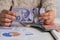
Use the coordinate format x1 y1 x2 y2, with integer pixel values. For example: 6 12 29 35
56 0 60 18
54 0 60 24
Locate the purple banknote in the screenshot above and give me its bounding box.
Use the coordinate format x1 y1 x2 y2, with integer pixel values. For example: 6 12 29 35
12 8 35 23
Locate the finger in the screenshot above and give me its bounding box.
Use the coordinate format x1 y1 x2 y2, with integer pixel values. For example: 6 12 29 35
45 20 52 24
45 15 55 24
0 14 16 20
47 10 55 16
39 16 48 20
45 19 54 24
10 11 16 16
40 13 48 17
0 22 11 26
5 14 16 20
1 10 16 16
46 16 54 23
0 18 12 23
42 16 48 20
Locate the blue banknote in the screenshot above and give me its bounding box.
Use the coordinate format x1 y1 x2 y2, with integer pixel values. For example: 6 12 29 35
12 8 45 24
12 8 35 23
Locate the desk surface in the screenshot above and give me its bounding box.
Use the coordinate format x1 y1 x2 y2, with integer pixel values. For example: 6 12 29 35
0 27 54 40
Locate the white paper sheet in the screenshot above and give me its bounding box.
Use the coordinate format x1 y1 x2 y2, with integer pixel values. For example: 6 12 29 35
0 26 54 40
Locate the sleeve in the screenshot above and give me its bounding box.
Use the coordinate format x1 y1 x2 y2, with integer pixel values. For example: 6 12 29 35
0 0 12 12
42 0 56 11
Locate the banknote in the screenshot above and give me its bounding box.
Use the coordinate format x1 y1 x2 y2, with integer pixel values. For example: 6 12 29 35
39 8 45 23
12 8 35 23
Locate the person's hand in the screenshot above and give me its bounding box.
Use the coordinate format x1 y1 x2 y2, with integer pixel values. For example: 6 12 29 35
39 10 55 24
0 10 16 26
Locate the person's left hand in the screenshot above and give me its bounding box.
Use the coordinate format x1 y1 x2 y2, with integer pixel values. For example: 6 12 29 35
39 10 55 24
39 10 60 32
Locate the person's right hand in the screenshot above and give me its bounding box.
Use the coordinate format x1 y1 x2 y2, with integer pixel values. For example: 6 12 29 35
0 10 16 26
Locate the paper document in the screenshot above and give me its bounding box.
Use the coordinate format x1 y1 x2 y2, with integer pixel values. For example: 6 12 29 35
0 27 54 40
51 30 60 40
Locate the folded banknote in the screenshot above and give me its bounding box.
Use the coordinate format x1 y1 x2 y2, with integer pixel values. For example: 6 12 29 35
12 8 45 24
